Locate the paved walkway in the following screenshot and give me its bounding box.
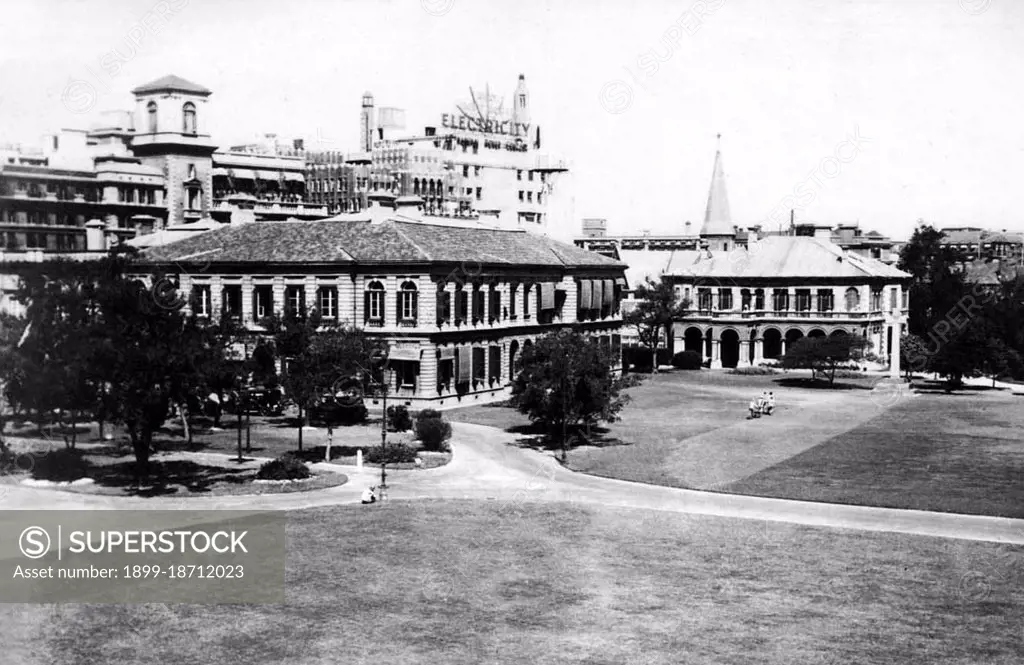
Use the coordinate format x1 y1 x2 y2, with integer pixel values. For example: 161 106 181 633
2 423 1023 545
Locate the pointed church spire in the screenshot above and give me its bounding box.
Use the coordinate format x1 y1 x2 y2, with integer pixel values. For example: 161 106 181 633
700 134 733 238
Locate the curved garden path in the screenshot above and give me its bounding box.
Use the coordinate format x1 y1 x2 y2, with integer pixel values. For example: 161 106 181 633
2 422 1023 545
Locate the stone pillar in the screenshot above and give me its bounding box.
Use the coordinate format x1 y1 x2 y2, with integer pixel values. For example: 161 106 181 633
710 337 722 369
445 281 456 327
780 338 787 357
241 276 254 324
563 276 578 323
889 319 903 380
386 275 398 328
211 275 223 319
272 276 285 318
738 340 751 366
304 276 317 318
419 345 438 398
419 275 436 329
753 337 764 364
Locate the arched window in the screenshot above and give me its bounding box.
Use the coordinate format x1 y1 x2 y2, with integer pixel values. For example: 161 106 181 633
364 281 385 325
147 101 158 133
183 102 197 134
398 281 418 324
844 287 861 312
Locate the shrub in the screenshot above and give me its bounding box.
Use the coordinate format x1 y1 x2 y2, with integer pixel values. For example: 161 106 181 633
365 443 419 464
832 369 866 379
671 350 703 370
256 454 311 481
416 408 443 421
729 366 778 376
386 405 412 432
415 417 453 452
32 448 90 482
0 442 17 475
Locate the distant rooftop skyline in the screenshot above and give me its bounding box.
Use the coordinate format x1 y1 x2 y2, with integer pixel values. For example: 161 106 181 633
1 0 1022 240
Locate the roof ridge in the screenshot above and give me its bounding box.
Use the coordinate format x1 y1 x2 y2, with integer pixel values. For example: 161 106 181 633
387 221 433 261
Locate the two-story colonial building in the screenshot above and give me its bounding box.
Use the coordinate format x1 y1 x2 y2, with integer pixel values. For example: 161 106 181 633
141 197 626 410
664 234 911 372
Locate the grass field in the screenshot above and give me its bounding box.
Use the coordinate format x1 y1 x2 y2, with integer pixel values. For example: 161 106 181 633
2 501 1021 664
448 370 1024 517
727 383 1024 517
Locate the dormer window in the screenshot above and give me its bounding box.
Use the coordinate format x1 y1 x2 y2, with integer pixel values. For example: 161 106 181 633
183 102 197 134
147 101 158 133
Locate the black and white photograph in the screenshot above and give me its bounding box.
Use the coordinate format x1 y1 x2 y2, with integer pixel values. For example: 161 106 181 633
0 0 1022 662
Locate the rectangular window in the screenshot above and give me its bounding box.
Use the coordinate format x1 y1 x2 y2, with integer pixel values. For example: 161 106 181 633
285 285 305 318
488 346 500 384
773 289 789 312
741 290 752 310
754 289 765 310
816 289 834 312
253 286 273 321
518 190 524 202
366 289 384 323
317 286 338 320
399 289 418 323
871 289 883 311
489 286 501 320
438 357 454 393
718 288 733 310
528 171 534 181
455 287 468 323
795 289 812 312
890 288 898 311
523 284 531 319
222 285 242 319
191 285 212 317
509 284 518 318
397 361 417 389
475 187 482 201
527 191 533 203
472 286 484 322
473 347 486 385
698 288 712 311
517 170 523 181
462 165 469 177
436 288 451 324
611 334 622 366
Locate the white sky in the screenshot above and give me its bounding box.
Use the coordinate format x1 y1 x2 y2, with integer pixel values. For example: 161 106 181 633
1 0 1022 239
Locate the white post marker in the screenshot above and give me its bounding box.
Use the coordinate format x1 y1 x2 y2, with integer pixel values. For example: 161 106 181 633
356 449 363 469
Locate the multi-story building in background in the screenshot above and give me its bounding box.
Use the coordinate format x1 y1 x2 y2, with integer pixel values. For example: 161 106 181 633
142 194 626 410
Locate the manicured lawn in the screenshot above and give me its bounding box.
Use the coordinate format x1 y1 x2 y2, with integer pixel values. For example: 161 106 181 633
2 501 1021 664
448 370 1024 517
727 385 1024 518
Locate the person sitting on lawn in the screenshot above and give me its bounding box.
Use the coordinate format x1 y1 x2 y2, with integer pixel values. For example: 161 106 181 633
764 392 775 415
361 486 377 504
749 397 762 419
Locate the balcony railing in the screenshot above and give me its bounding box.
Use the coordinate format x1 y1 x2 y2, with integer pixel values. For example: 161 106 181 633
683 309 878 320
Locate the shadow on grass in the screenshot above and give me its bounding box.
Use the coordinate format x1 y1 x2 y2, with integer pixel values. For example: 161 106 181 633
912 379 1008 395
508 424 629 452
772 377 872 391
90 459 252 497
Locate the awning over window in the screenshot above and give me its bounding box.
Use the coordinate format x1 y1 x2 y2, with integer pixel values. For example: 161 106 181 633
540 282 556 310
591 280 603 309
283 172 305 182
388 346 421 362
580 279 593 309
457 346 472 383
438 347 455 360
602 279 614 305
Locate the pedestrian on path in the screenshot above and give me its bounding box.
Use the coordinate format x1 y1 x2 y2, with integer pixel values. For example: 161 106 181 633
361 486 377 504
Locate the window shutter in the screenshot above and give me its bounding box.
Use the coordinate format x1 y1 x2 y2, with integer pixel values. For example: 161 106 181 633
363 291 370 322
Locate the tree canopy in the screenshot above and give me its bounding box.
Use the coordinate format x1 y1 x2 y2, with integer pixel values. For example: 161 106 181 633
623 278 690 372
781 335 870 385
510 329 631 460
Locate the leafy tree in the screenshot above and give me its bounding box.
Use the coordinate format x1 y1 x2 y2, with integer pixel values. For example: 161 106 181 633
510 329 631 461
623 278 690 373
900 333 931 379
981 338 1022 387
781 335 871 385
898 224 964 337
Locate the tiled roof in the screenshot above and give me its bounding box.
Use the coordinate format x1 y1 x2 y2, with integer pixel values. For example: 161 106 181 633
142 218 625 269
664 236 909 280
132 75 211 96
983 231 1023 244
940 228 984 244
618 249 704 289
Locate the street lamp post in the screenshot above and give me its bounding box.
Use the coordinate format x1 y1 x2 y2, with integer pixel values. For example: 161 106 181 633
378 367 392 498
